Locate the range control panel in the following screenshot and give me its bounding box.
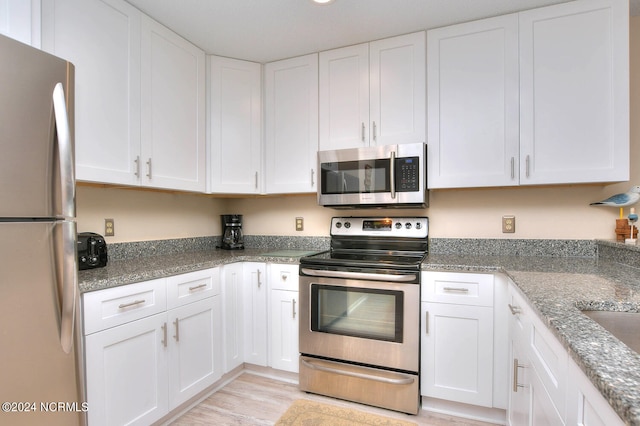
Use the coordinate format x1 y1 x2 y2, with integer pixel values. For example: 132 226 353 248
330 217 428 238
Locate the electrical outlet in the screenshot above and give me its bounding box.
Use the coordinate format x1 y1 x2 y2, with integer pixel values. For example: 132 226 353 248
502 215 515 233
105 218 115 237
295 217 304 231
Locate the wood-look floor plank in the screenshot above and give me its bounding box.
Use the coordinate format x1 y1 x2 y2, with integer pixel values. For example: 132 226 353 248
170 372 498 426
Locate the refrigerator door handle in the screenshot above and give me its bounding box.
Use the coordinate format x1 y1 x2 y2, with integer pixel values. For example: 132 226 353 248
57 221 77 354
52 82 75 219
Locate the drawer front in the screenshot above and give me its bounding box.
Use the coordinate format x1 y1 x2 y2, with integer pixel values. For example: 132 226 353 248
166 268 220 309
83 278 167 335
422 272 494 306
269 263 299 291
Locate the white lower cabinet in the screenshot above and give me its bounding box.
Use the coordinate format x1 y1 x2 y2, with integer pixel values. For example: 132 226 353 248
506 280 624 426
243 262 268 366
421 272 497 408
83 268 222 426
268 264 299 373
222 262 244 373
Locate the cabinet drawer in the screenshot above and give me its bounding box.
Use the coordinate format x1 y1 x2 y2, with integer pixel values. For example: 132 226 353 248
269 263 299 291
422 272 494 306
83 278 167 335
167 268 220 309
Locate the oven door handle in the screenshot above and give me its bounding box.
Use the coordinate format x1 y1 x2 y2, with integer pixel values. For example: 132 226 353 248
301 358 415 385
300 268 417 282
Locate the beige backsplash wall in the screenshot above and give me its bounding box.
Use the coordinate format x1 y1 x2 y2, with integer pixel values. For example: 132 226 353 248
76 17 640 243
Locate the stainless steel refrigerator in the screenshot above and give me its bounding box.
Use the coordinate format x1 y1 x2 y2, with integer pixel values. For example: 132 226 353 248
0 34 85 426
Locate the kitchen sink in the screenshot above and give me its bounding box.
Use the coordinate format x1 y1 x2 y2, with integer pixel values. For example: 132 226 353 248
581 310 640 354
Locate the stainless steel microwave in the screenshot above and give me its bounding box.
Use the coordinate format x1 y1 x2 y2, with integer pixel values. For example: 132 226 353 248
317 143 428 208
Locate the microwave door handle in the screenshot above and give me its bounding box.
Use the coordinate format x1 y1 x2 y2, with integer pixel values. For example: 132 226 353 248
390 150 396 199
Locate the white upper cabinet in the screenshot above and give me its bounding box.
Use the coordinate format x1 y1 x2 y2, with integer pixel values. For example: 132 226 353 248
428 0 629 189
0 0 40 46
319 31 426 150
42 0 206 192
208 56 262 194
427 15 519 188
42 0 142 186
140 15 206 192
264 53 318 194
519 0 629 185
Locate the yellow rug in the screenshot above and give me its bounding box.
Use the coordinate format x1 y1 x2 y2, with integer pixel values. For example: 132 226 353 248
275 399 418 426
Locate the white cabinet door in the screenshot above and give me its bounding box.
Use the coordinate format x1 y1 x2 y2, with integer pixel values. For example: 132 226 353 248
270 289 299 373
222 263 244 373
140 15 206 192
319 43 370 150
421 301 494 407
427 14 519 188
208 56 262 194
264 53 318 194
519 0 629 185
0 0 39 46
369 31 425 147
167 296 222 409
566 361 624 426
41 0 142 186
85 312 169 426
243 262 268 366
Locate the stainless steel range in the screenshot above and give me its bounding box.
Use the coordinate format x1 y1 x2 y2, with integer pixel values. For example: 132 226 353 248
299 216 428 415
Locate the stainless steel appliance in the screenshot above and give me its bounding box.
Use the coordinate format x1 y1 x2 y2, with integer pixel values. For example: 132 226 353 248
317 143 428 209
220 214 244 249
0 35 85 425
299 216 428 415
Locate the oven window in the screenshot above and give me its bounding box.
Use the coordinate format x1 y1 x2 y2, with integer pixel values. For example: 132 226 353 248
320 159 390 194
310 284 403 343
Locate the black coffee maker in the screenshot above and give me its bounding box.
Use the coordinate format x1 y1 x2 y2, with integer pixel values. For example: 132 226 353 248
220 214 244 250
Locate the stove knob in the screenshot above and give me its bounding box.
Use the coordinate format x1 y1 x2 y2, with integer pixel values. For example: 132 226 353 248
335 222 342 228
395 222 402 229
405 222 412 229
344 222 351 229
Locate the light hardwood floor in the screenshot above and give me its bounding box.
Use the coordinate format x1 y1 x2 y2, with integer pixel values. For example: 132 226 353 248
169 371 498 425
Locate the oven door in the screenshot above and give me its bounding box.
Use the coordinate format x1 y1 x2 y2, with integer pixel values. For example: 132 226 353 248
299 271 420 372
317 143 427 208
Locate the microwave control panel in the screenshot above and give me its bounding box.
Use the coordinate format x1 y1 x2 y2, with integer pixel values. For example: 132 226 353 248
395 157 420 192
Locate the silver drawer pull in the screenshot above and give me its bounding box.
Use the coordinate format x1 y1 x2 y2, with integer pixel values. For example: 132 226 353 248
513 358 526 392
508 304 521 315
188 283 207 291
118 299 146 309
173 318 180 342
443 287 469 293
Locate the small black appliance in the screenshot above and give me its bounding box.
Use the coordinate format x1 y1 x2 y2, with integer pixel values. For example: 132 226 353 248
220 214 244 250
77 232 108 270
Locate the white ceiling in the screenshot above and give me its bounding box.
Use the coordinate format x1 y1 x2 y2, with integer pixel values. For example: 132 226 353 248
126 0 639 63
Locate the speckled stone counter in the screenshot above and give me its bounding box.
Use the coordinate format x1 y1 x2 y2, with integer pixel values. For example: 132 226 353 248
423 253 640 426
78 237 640 425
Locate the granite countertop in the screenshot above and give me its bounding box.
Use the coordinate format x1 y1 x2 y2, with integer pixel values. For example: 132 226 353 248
79 247 640 425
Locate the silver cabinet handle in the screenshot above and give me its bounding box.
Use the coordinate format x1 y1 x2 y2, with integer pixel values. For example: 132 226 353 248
281 273 288 281
189 283 207 291
510 157 515 180
443 287 469 293
361 122 365 142
508 304 521 315
161 322 167 348
146 158 152 179
301 358 415 385
173 318 180 342
425 311 429 334
118 299 146 309
311 169 315 186
372 121 377 142
513 358 526 392
257 269 262 287
134 156 140 178
525 155 530 178
292 299 296 319
255 171 258 189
